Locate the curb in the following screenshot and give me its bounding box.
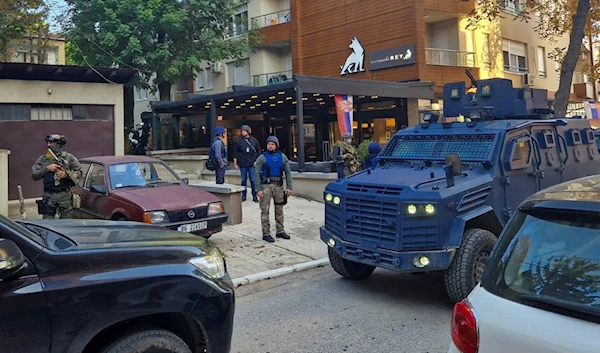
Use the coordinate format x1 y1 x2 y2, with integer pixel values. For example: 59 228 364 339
232 258 329 287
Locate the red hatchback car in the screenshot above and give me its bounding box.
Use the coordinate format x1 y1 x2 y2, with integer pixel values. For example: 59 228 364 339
72 155 228 238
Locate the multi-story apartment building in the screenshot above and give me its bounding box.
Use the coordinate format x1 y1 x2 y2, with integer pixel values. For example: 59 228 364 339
148 0 591 161
2 33 65 65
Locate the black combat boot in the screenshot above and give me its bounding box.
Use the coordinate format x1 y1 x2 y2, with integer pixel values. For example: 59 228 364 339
276 232 290 240
242 195 247 202
263 235 275 243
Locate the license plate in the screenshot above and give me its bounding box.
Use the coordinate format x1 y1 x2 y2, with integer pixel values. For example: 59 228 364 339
178 221 208 232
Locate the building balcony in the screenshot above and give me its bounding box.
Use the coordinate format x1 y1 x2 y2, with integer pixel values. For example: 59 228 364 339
425 48 476 67
171 90 189 101
252 70 293 87
573 82 595 99
251 9 291 29
251 9 291 48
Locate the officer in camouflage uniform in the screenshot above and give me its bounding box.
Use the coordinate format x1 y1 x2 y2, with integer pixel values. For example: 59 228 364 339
31 134 82 219
253 136 293 243
340 133 361 176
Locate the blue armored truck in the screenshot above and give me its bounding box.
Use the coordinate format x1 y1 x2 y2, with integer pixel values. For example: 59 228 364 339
320 75 600 303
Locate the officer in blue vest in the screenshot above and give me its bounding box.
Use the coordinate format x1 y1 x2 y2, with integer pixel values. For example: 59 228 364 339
253 136 293 242
210 127 228 184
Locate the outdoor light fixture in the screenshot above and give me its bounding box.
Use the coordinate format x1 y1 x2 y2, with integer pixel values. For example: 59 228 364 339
278 91 285 94
302 97 308 101
262 100 268 103
371 95 379 99
228 98 234 102
313 93 320 96
256 103 261 106
286 96 292 100
277 101 283 104
269 96 276 99
251 95 258 98
270 104 276 107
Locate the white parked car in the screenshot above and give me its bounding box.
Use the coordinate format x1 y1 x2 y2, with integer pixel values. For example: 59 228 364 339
448 175 600 353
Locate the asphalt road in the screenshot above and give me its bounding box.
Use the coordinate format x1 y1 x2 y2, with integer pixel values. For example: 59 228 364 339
231 265 454 353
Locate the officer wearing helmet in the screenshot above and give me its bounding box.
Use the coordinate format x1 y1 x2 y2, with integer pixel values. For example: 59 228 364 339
209 127 228 184
339 133 361 176
233 124 261 202
253 135 293 243
31 134 82 219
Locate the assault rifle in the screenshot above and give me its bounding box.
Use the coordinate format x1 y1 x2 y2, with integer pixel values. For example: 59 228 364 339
45 148 78 186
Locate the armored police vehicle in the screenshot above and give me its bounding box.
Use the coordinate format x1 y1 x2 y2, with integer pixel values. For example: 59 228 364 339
321 76 600 303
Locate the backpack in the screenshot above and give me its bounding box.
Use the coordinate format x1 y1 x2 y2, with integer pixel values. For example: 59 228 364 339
206 138 222 171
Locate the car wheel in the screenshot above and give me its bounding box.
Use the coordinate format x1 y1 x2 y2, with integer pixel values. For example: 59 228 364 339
444 228 497 303
100 328 192 353
328 247 375 280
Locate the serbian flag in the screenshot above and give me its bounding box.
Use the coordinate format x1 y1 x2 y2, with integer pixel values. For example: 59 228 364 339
334 94 354 135
584 101 600 119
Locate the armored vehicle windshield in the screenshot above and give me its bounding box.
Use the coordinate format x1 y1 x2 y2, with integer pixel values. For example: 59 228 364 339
378 131 498 163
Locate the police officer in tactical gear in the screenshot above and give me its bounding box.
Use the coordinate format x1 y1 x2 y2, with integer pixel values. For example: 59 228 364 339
340 133 361 176
32 134 82 219
253 135 293 243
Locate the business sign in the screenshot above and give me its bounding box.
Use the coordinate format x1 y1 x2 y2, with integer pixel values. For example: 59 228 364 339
340 36 366 75
368 44 416 71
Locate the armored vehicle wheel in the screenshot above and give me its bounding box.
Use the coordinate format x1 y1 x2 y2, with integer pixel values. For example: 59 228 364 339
444 228 496 303
328 247 375 280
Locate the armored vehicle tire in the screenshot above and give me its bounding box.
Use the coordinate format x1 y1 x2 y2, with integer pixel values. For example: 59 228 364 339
100 328 192 353
328 247 375 280
443 228 497 303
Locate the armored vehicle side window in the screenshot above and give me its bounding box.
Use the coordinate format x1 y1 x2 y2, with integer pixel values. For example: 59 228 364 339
505 137 533 170
380 134 497 162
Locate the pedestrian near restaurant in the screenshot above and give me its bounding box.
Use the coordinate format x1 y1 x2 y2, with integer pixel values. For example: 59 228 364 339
31 134 82 219
233 124 261 202
210 126 228 184
253 136 293 243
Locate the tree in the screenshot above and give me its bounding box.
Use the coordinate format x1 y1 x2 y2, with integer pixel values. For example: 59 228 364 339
461 0 593 117
0 0 47 59
62 0 262 101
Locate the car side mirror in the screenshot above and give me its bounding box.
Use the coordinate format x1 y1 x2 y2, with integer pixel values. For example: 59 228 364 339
0 239 25 278
181 178 189 185
90 185 107 194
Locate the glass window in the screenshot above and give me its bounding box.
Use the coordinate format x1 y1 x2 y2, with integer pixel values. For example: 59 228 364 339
483 209 600 318
537 47 547 77
85 164 105 190
108 162 180 189
78 163 92 187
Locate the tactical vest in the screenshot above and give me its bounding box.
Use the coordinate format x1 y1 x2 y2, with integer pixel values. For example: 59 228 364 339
261 151 284 178
43 152 73 191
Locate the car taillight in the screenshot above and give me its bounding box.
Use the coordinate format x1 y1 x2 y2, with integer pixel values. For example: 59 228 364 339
451 300 478 353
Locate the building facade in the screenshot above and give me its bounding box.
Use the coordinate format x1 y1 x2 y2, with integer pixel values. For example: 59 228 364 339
149 0 590 157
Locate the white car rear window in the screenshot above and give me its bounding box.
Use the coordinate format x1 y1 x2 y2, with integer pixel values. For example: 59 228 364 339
483 209 600 321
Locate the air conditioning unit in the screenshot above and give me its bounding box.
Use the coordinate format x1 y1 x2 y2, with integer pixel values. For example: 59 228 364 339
522 73 535 86
211 62 224 73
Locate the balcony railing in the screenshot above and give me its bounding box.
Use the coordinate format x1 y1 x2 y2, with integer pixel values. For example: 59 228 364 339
252 70 293 87
251 9 291 29
171 90 189 101
425 48 476 68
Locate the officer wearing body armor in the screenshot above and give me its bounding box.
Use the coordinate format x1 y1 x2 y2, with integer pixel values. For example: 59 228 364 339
340 133 361 176
253 136 293 243
31 134 82 219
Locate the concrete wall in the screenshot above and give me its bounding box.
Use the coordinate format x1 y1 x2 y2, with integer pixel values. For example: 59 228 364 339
0 79 125 156
0 150 9 217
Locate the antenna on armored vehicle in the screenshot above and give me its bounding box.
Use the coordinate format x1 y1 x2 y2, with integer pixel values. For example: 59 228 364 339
465 69 477 91
443 153 462 187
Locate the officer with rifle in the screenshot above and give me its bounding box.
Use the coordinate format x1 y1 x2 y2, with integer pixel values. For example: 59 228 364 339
339 133 361 176
31 134 82 219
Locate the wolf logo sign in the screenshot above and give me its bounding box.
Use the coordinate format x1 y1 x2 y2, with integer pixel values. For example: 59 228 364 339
340 36 365 75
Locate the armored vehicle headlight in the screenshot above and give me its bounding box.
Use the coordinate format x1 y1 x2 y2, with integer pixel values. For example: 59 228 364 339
327 238 336 247
189 248 226 279
333 196 341 205
425 204 435 214
325 193 333 202
412 256 430 268
406 204 417 215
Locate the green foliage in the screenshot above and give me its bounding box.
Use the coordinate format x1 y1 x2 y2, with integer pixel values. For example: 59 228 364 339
0 0 48 58
64 0 263 99
356 139 373 163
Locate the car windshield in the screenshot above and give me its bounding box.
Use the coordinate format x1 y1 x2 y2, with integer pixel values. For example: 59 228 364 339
483 208 600 319
108 162 180 189
378 133 497 162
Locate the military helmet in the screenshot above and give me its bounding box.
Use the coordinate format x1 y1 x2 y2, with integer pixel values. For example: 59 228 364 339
342 133 353 139
266 135 279 147
45 133 66 146
240 124 250 132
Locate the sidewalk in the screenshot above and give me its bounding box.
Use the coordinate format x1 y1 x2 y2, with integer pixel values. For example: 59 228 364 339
211 196 328 281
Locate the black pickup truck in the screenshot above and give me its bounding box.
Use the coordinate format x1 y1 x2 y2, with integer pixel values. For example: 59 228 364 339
0 216 234 353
